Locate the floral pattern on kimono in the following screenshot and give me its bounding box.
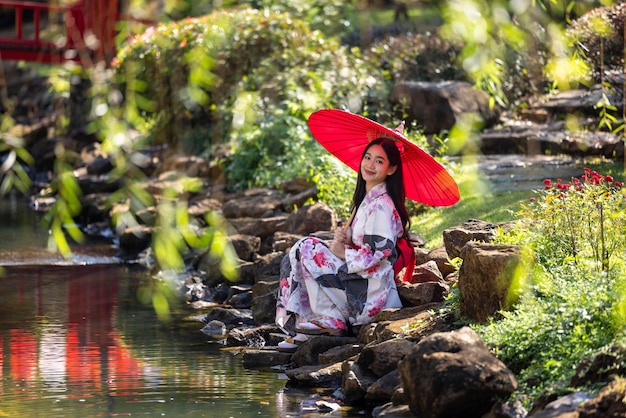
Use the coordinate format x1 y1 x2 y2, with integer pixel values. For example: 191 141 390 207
276 182 403 335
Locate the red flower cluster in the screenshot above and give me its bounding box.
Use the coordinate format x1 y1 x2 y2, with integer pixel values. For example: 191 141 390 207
542 168 623 191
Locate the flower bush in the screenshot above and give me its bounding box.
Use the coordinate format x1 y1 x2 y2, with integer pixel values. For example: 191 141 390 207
474 169 626 406
525 168 624 273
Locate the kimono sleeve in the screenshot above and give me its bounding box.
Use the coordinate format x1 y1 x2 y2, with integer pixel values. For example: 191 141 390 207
344 199 398 275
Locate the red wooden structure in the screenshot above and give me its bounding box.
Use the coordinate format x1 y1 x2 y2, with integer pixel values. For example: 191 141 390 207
0 0 150 66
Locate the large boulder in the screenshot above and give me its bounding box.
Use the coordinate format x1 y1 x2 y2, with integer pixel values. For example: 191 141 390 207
398 327 518 418
458 241 524 323
390 81 500 135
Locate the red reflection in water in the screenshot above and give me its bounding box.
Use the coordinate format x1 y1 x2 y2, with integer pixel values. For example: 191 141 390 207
1 265 144 399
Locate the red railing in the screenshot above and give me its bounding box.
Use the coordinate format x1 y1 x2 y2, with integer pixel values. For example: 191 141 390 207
0 0 151 66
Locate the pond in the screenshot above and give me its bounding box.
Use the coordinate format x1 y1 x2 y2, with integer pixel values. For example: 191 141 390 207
0 196 362 417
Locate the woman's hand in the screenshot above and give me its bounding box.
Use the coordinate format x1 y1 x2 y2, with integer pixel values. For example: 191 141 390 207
330 226 348 259
329 238 346 259
334 226 349 245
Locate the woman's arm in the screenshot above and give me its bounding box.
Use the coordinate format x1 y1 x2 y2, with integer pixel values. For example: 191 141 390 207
344 199 399 274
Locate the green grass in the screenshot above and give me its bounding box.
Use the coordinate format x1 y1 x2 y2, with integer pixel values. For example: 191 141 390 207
412 190 528 248
412 158 625 248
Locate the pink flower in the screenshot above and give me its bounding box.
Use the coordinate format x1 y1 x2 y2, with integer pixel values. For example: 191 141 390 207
368 305 382 317
280 278 289 288
313 251 328 268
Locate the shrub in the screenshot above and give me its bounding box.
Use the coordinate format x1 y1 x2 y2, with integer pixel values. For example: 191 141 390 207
114 8 392 212
567 2 626 81
475 169 626 405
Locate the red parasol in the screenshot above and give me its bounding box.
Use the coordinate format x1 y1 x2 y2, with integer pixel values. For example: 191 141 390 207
308 109 460 206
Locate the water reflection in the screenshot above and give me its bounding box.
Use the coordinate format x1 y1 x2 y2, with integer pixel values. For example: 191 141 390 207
0 198 366 417
0 265 291 417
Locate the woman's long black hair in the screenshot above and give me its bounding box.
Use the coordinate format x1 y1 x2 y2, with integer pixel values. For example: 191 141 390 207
350 137 411 236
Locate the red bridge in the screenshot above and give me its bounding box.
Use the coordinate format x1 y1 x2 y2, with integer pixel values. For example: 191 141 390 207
0 0 151 66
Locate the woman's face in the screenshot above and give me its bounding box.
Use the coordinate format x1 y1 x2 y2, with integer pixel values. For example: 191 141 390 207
360 144 397 190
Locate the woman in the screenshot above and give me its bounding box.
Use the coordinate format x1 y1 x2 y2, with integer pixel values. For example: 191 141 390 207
276 137 410 351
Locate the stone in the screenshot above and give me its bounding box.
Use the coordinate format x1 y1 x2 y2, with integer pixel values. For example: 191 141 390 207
365 370 402 404
290 335 359 367
318 343 363 365
397 280 449 307
442 218 502 259
426 245 457 277
458 241 523 323
241 349 294 369
284 363 344 387
390 80 501 135
228 234 261 261
409 260 443 284
283 202 337 235
398 327 518 418
222 188 285 218
342 360 378 404
357 338 416 377
251 280 278 325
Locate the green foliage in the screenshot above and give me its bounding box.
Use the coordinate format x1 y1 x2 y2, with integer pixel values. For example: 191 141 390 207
242 0 356 38
519 169 625 272
474 169 626 405
567 2 626 81
43 144 84 255
114 8 386 194
364 32 466 84
0 134 33 196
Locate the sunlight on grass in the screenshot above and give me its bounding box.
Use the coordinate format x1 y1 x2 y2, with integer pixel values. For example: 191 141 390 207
412 157 624 248
412 159 530 248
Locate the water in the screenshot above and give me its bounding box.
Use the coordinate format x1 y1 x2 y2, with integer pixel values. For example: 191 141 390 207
0 197 353 417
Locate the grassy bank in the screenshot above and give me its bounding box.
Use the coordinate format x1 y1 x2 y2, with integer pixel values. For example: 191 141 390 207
412 158 624 248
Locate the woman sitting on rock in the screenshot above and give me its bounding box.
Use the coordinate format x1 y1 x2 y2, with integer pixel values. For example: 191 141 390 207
275 136 410 351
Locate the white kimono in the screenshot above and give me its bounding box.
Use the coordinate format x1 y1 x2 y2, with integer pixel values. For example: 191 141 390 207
276 182 403 334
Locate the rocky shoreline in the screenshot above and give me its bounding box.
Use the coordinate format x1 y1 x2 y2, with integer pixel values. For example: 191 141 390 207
20 150 623 418
5 61 625 417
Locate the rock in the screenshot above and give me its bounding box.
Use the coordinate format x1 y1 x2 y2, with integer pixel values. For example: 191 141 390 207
318 343 364 365
569 346 626 387
409 260 443 283
225 324 282 347
575 378 626 417
390 80 501 135
241 348 294 369
253 251 285 280
426 245 457 277
222 188 285 218
271 231 303 253
283 202 337 235
372 402 415 417
225 289 252 309
397 280 449 307
442 219 503 259
398 326 518 418
228 234 261 261
528 392 592 418
280 186 318 211
357 338 416 377
198 306 255 327
290 335 359 367
250 280 278 325
342 360 378 404
200 320 227 337
458 241 524 323
365 370 403 404
228 216 288 239
284 363 344 387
